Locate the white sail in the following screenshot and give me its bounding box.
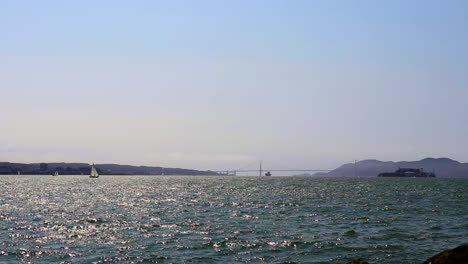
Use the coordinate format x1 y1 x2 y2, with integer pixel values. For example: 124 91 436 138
54 170 59 176
90 164 99 178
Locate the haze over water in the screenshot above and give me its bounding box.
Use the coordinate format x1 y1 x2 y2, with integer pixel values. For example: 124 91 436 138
0 176 466 263
2 1 468 169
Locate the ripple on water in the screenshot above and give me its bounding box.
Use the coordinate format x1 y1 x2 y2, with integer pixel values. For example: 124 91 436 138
0 176 466 263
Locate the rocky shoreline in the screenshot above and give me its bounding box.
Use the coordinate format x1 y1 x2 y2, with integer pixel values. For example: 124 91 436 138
334 244 467 264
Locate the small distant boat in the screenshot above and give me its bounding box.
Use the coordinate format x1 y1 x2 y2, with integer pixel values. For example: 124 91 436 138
265 171 272 176
53 170 59 176
89 164 99 178
18 171 20 175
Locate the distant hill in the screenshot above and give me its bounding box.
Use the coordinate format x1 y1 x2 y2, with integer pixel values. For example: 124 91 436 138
0 162 218 176
314 158 468 178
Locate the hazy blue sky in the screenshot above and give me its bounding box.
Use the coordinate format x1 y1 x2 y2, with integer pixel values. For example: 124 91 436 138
1 0 467 170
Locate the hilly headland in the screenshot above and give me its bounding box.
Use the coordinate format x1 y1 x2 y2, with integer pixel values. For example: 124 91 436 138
315 157 468 178
0 162 218 176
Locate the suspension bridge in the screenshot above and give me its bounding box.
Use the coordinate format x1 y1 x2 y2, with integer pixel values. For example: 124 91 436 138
213 161 332 176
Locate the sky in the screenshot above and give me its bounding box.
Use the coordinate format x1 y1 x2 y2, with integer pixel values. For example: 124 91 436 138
1 0 467 171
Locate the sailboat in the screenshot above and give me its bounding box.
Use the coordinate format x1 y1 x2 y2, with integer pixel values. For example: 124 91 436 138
53 170 59 176
89 164 99 178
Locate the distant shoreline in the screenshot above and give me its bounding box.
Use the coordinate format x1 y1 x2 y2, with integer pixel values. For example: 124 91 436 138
314 157 468 178
0 162 219 176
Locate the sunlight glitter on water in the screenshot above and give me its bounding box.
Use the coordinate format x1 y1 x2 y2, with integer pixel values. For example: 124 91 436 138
0 176 466 263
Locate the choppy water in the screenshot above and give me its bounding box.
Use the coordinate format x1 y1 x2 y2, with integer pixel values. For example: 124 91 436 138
0 176 466 264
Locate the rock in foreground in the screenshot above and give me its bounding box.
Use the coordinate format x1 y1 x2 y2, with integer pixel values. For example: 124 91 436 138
332 244 468 264
423 244 468 264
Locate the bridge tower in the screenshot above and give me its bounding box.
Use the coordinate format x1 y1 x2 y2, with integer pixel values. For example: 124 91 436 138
259 161 262 177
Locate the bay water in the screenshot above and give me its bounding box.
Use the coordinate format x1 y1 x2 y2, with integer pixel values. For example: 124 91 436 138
0 176 466 263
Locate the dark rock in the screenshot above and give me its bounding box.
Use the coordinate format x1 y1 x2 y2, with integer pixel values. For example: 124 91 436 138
423 244 468 264
348 259 369 264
